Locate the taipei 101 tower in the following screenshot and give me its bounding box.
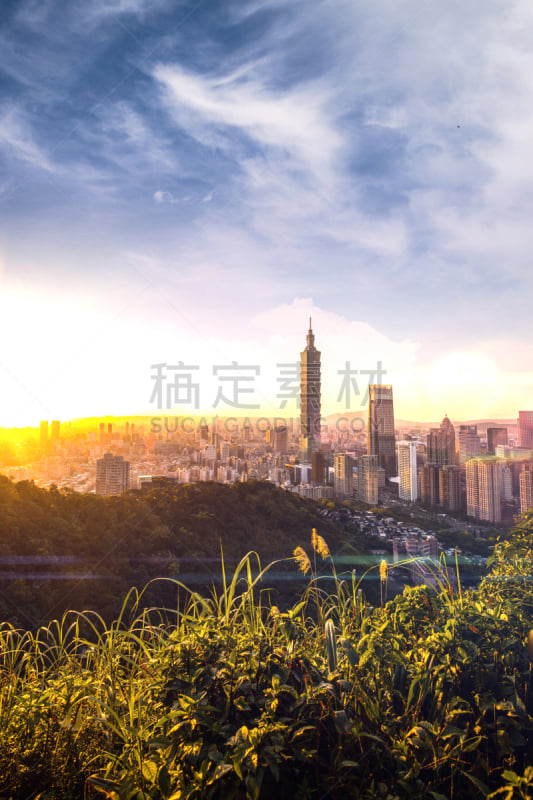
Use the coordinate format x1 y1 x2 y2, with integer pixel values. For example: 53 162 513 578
300 319 321 461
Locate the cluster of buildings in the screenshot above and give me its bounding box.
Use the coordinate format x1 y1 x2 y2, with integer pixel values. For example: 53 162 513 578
398 414 533 524
2 323 532 526
288 324 532 525
288 325 532 524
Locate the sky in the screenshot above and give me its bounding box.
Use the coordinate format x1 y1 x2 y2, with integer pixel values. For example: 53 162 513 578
0 0 532 426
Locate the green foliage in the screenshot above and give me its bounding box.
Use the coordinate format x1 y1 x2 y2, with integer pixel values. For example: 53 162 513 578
0 478 362 627
2 512 533 797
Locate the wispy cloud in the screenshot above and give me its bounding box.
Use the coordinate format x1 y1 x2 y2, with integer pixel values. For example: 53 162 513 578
153 189 178 204
153 63 342 184
0 106 58 172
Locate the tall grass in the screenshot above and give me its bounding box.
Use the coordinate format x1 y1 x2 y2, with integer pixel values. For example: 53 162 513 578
0 536 532 800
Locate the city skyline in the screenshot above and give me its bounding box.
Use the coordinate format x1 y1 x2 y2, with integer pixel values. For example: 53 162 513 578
4 326 533 518
1 2 533 425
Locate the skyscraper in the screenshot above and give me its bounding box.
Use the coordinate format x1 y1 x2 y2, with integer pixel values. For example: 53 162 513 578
311 450 325 484
427 415 456 465
397 440 418 501
50 420 61 441
439 465 462 512
334 453 353 499
300 319 321 461
487 427 508 455
420 463 440 505
520 464 532 514
357 454 379 505
518 411 533 449
466 458 503 523
458 425 482 463
273 425 289 454
368 385 396 477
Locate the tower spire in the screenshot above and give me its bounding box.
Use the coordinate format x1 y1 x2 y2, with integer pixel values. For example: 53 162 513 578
306 318 315 349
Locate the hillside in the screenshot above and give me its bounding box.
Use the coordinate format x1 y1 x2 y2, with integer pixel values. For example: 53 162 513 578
0 478 372 627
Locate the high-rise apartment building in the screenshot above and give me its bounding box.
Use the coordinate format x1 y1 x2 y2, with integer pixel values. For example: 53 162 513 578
300 319 321 461
426 415 455 465
520 464 533 514
458 425 482 464
96 453 130 496
518 411 533 449
368 385 396 477
334 453 353 500
357 454 379 505
439 465 462 512
420 463 440 505
487 427 508 455
466 458 502 523
397 440 418 501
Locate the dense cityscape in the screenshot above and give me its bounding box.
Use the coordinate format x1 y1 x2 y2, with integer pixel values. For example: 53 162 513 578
2 322 531 574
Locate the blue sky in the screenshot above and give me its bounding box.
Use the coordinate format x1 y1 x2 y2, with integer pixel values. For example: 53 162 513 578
0 0 532 425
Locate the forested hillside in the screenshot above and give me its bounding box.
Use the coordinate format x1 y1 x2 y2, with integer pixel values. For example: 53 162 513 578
0 477 372 626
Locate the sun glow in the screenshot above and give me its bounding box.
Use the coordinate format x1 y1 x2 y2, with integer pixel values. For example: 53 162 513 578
0 288 128 426
424 352 505 419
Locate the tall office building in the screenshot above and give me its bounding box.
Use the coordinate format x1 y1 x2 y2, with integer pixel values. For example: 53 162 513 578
518 411 533 449
96 454 130 496
334 453 353 500
439 465 462 512
50 420 61 441
311 450 326 485
466 458 502 523
520 464 533 514
273 425 289 454
300 319 321 461
487 427 508 455
397 440 418 501
368 385 396 477
427 415 456 465
357 454 379 505
458 425 482 464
